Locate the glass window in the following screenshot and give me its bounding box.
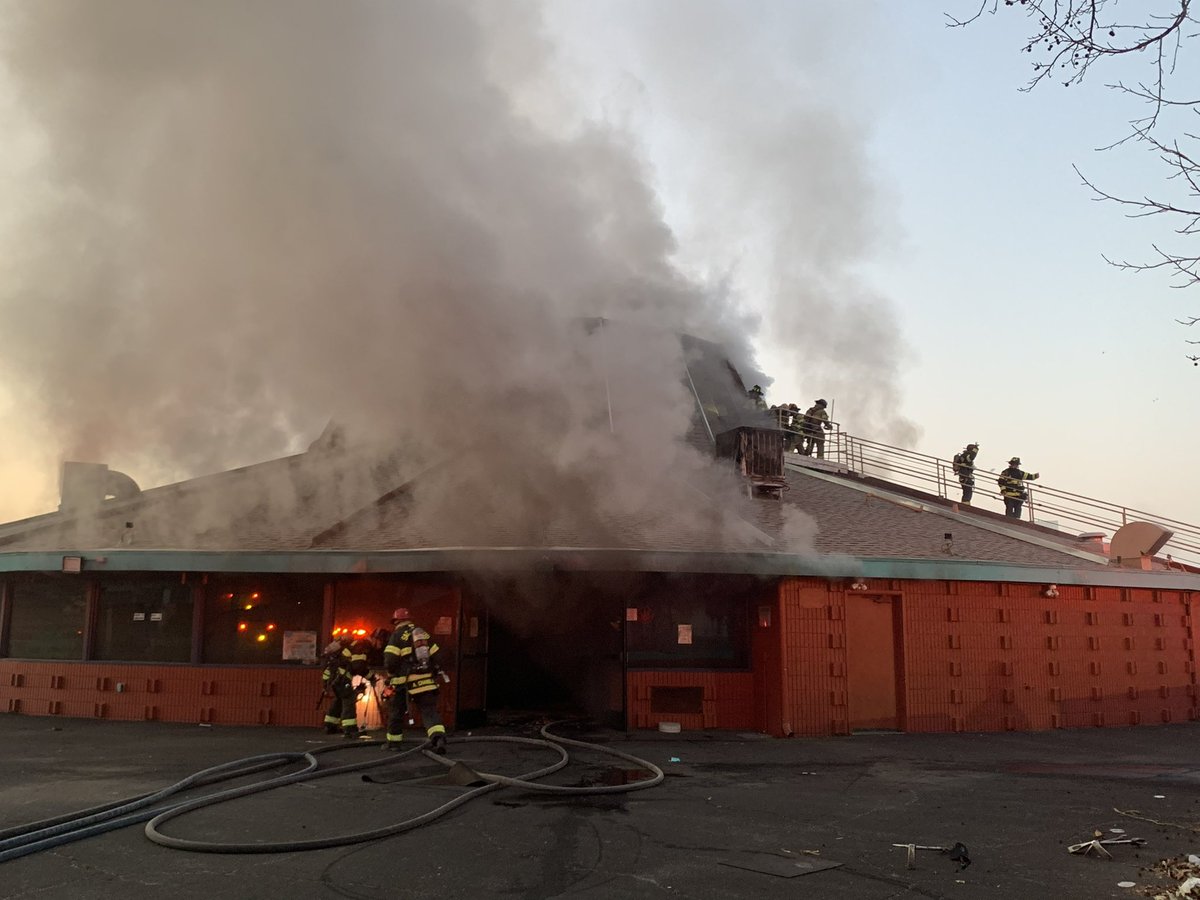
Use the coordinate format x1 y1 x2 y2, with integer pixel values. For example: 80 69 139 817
625 577 751 670
95 579 193 662
7 575 87 660
202 575 324 665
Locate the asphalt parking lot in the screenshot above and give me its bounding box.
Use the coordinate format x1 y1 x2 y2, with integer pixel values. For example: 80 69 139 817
2 715 1199 899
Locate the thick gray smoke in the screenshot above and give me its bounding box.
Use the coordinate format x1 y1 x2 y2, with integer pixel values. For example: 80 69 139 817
0 0 898 550
543 1 918 445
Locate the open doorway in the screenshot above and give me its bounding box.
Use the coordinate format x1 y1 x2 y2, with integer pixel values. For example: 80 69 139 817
466 572 629 728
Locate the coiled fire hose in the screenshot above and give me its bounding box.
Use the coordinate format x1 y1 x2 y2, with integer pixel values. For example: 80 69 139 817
0 722 663 862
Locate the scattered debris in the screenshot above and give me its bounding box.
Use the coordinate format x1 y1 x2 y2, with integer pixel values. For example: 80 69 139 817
1117 882 1135 889
719 855 842 879
668 757 681 763
1156 795 1168 800
1068 836 1146 859
1115 808 1200 835
1139 856 1200 898
893 842 971 871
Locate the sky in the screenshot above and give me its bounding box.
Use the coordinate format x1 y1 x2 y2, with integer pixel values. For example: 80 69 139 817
0 1 1196 529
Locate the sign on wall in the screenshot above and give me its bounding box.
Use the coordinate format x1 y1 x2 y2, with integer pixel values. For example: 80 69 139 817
282 630 318 661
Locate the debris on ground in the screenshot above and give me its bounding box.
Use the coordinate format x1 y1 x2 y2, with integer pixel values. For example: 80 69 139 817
719 855 842 879
1068 836 1146 860
1134 856 1200 899
1115 808 1200 835
892 841 970 870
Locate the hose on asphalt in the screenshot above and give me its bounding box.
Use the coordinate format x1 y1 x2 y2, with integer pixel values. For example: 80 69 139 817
143 722 664 853
0 742 393 863
0 722 663 861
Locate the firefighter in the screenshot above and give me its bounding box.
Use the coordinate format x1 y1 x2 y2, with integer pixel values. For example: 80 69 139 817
769 404 786 429
800 399 832 458
747 384 767 410
319 639 359 738
785 402 803 453
383 607 449 754
952 442 980 504
345 629 387 721
998 456 1039 519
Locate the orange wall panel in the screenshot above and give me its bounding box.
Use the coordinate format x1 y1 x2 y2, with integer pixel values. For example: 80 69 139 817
0 661 326 726
626 671 756 731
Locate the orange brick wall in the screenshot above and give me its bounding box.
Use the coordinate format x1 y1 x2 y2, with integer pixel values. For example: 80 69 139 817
901 581 1197 733
777 578 849 736
0 660 461 729
0 661 325 726
626 670 757 731
773 578 1198 738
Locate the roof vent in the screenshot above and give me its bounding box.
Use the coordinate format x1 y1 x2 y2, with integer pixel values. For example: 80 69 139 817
59 462 142 512
1109 521 1173 568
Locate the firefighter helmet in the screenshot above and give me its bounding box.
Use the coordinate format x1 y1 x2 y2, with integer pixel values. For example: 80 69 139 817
815 399 827 408
392 607 411 622
1009 457 1021 465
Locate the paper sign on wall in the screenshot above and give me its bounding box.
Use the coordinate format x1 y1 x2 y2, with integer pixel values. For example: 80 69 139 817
677 624 693 645
282 630 318 661
625 608 638 622
435 616 454 635
469 617 479 638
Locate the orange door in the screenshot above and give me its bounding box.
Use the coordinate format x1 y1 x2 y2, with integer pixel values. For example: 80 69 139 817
845 595 899 730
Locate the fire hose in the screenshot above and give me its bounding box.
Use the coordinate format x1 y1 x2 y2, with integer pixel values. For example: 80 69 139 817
0 722 663 862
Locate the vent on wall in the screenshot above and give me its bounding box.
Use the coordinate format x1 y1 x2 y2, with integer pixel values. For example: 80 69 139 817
650 686 704 715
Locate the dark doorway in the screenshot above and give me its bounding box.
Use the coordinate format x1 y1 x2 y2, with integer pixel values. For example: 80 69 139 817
471 573 629 728
486 617 573 711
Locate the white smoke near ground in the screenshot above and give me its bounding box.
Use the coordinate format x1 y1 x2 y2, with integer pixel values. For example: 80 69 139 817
0 0 907 550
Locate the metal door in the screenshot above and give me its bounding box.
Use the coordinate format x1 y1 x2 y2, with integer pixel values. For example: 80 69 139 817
845 594 900 730
455 592 488 728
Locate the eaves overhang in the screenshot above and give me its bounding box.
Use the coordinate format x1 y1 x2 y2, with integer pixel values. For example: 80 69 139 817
1 548 1198 591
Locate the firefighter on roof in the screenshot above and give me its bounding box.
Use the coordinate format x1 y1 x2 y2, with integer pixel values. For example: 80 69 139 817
320 639 360 738
800 399 832 458
998 456 1039 519
952 442 980 504
383 607 448 754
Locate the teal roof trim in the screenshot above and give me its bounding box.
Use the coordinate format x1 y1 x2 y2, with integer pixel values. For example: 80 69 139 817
1 548 1197 590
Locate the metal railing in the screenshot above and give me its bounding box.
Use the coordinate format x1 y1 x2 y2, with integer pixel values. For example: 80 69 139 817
785 429 1200 569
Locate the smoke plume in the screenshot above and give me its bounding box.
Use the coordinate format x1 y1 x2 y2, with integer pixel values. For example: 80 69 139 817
0 1 907 550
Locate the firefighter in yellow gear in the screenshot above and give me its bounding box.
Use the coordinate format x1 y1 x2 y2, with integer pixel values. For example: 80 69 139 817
998 456 1039 519
320 640 360 737
383 607 448 754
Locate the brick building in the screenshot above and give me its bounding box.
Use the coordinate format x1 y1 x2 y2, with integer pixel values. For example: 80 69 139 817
1 333 1196 735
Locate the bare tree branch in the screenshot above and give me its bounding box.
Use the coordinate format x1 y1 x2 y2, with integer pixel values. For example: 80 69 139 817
956 1 1200 360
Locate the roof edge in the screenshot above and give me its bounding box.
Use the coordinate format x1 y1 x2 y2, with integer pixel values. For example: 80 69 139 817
1 548 1197 589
